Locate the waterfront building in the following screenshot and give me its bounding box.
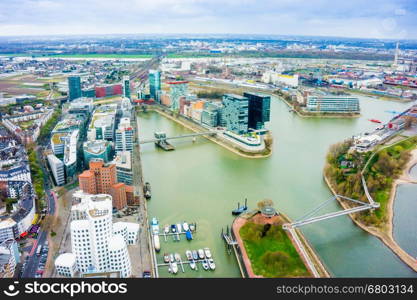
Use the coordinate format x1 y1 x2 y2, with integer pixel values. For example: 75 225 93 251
112 222 139 245
112 151 133 186
47 154 65 186
83 140 112 166
244 92 271 130
122 76 131 100
306 96 360 113
68 76 82 101
167 81 188 111
78 159 135 209
149 70 161 102
54 191 134 277
110 182 127 210
222 94 249 134
54 253 77 277
115 118 134 152
79 159 117 195
201 101 222 128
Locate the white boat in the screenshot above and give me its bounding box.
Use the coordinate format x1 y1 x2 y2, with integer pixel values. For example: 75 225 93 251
176 223 182 233
208 258 216 270
185 250 193 260
198 249 205 259
192 250 198 260
204 247 212 258
189 224 195 231
171 262 178 274
151 217 159 235
189 260 196 270
163 253 169 263
174 253 181 262
164 225 169 234
182 222 189 231
153 235 160 252
202 259 209 270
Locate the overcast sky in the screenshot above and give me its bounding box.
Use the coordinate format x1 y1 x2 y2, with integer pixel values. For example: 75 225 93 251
0 0 416 39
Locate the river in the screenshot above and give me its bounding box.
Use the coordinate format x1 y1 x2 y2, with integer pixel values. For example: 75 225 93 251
393 165 417 260
138 95 417 277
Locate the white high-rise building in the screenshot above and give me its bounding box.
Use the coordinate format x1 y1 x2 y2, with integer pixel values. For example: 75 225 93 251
115 117 134 152
47 154 65 186
55 191 135 277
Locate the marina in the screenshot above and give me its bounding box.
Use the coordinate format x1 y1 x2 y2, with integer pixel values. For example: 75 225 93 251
139 96 417 277
157 250 216 274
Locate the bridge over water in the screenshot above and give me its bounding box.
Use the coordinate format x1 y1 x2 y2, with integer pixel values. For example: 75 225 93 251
139 131 216 144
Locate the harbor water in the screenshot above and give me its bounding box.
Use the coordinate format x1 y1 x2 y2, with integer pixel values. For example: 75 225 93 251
138 95 417 277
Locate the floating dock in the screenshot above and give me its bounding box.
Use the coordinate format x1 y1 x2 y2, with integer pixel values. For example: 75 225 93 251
155 140 175 151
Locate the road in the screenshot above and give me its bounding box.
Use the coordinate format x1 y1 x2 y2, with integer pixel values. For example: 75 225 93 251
21 144 56 278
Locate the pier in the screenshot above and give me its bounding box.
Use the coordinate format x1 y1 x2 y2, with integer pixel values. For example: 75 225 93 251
221 225 246 278
139 131 216 144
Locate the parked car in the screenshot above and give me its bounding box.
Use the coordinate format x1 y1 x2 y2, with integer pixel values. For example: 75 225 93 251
142 271 151 278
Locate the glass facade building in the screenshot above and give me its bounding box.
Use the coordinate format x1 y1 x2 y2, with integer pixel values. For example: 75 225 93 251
221 94 249 134
149 70 161 102
68 76 82 101
306 96 360 113
243 92 271 130
122 76 131 99
168 81 188 111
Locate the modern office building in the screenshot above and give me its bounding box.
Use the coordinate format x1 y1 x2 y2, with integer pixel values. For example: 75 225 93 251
89 105 117 141
120 97 133 119
47 154 66 186
68 76 82 101
201 102 222 128
122 76 131 100
78 159 135 209
222 94 249 134
167 81 188 111
109 183 127 210
306 96 360 113
244 92 271 130
63 130 79 181
83 140 112 166
112 151 133 185
115 118 134 152
81 88 96 98
54 191 135 277
149 70 161 102
79 159 117 195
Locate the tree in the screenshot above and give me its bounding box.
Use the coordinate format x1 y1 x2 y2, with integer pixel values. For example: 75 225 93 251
257 198 274 211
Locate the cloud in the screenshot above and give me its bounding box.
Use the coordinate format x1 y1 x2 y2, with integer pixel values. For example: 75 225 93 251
0 0 416 39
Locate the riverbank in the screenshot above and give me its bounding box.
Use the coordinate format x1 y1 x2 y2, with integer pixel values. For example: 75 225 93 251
347 89 414 103
141 105 272 159
323 173 417 272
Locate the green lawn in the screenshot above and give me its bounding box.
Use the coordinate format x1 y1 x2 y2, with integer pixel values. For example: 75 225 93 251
239 221 310 277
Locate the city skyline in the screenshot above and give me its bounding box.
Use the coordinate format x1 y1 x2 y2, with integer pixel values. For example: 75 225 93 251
0 0 416 39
